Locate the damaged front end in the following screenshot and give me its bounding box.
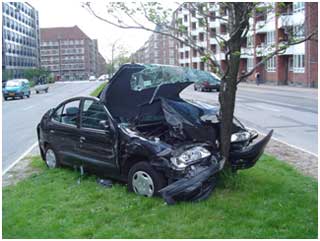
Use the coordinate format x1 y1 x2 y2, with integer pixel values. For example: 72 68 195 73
102 64 272 204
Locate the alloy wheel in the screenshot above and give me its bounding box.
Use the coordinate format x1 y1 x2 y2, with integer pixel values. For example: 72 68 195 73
132 171 155 197
45 149 57 169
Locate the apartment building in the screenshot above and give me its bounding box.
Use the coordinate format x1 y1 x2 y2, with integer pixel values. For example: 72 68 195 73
240 2 318 87
2 2 40 80
132 25 178 66
173 2 317 87
40 26 106 81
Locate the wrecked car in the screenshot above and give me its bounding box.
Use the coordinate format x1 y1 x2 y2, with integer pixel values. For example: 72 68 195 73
37 64 272 204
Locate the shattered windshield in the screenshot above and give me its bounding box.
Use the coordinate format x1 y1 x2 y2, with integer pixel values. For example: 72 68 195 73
130 64 220 91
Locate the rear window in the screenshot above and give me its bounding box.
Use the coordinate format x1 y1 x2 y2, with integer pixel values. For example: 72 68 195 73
6 81 20 87
130 65 220 91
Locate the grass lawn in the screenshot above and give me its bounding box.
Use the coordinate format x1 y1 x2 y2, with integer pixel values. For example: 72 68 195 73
2 155 317 238
90 81 108 97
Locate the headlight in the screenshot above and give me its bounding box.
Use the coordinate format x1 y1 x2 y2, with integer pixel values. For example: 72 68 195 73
231 131 251 143
170 146 211 169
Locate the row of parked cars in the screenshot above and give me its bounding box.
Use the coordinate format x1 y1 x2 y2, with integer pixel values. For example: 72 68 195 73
2 79 49 101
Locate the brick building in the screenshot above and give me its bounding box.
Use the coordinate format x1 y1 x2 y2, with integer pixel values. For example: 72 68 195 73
40 26 106 81
172 2 317 87
240 2 318 87
2 2 40 80
132 25 178 66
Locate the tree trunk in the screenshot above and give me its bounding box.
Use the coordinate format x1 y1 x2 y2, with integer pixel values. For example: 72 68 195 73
219 41 242 164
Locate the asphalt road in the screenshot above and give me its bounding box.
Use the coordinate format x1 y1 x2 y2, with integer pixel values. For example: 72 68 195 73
2 81 101 172
181 83 318 155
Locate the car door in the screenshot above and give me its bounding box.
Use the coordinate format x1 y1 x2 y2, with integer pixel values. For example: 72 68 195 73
78 98 118 176
47 98 82 166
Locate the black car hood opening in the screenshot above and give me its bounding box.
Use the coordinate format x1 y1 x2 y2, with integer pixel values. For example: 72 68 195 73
99 64 221 121
100 64 192 121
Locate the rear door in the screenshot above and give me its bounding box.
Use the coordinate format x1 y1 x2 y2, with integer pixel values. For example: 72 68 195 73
78 98 118 176
47 98 82 166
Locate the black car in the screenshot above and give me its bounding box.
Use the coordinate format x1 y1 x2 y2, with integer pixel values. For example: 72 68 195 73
194 72 220 92
37 64 272 204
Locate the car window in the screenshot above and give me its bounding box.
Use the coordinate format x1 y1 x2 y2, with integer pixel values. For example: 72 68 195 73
81 100 108 130
52 100 80 127
52 105 63 122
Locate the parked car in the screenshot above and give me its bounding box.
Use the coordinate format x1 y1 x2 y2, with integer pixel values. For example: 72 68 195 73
194 72 220 92
89 75 96 81
3 79 31 100
35 81 49 94
37 64 272 204
98 74 108 81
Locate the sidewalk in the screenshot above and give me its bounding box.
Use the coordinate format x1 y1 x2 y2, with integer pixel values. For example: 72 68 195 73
239 82 318 93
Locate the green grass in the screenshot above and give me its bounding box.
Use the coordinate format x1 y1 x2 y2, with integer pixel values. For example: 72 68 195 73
90 82 108 97
2 155 317 238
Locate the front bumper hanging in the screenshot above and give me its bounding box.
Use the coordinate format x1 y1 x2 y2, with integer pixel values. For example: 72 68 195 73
159 162 220 205
230 130 273 170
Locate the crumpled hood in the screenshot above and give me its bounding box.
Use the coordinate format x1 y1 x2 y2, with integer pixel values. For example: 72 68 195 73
99 64 192 121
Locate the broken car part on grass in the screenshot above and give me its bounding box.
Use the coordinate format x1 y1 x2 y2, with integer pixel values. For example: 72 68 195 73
37 64 272 204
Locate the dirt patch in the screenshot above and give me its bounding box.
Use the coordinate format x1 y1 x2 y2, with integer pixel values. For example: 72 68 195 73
265 138 317 179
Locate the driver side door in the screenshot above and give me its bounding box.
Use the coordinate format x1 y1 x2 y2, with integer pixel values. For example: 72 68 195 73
78 98 118 177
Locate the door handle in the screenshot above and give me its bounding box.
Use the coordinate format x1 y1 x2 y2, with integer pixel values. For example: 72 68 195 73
80 136 86 143
50 130 55 134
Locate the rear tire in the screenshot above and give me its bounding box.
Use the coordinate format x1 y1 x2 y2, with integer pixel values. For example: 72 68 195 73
36 90 39 94
128 162 167 197
44 146 60 169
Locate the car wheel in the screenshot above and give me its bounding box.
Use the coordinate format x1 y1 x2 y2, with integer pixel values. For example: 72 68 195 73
128 162 167 197
45 146 60 169
36 90 39 94
4 97 7 101
45 89 48 93
194 85 197 91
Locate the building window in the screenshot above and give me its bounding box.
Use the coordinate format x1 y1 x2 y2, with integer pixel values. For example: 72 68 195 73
210 28 216 38
247 58 254 72
185 51 189 58
293 24 305 38
209 11 216 21
293 54 304 73
266 56 276 72
198 18 204 27
191 10 195 17
193 49 197 57
199 32 204 41
192 22 196 30
192 62 197 69
293 2 305 13
210 44 217 54
266 31 275 44
247 35 254 47
192 35 197 41
200 62 205 70
180 52 184 59
184 15 188 22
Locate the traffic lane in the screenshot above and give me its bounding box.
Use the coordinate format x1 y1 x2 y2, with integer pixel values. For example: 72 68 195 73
236 88 317 113
180 85 317 154
2 81 101 171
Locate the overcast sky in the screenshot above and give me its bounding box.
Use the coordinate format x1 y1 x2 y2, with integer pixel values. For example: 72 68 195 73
28 0 167 62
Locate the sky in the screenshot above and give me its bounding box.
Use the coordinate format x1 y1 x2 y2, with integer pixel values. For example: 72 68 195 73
28 0 161 62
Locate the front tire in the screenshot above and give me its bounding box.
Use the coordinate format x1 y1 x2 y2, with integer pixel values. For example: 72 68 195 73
45 146 60 169
128 162 167 197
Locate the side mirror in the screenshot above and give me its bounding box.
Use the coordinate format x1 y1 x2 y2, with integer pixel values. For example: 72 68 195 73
99 120 110 130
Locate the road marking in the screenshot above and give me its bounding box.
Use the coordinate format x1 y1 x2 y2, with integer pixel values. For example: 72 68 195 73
2 142 38 175
23 105 34 111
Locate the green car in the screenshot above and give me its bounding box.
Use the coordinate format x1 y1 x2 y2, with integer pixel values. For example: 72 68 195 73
3 79 31 101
